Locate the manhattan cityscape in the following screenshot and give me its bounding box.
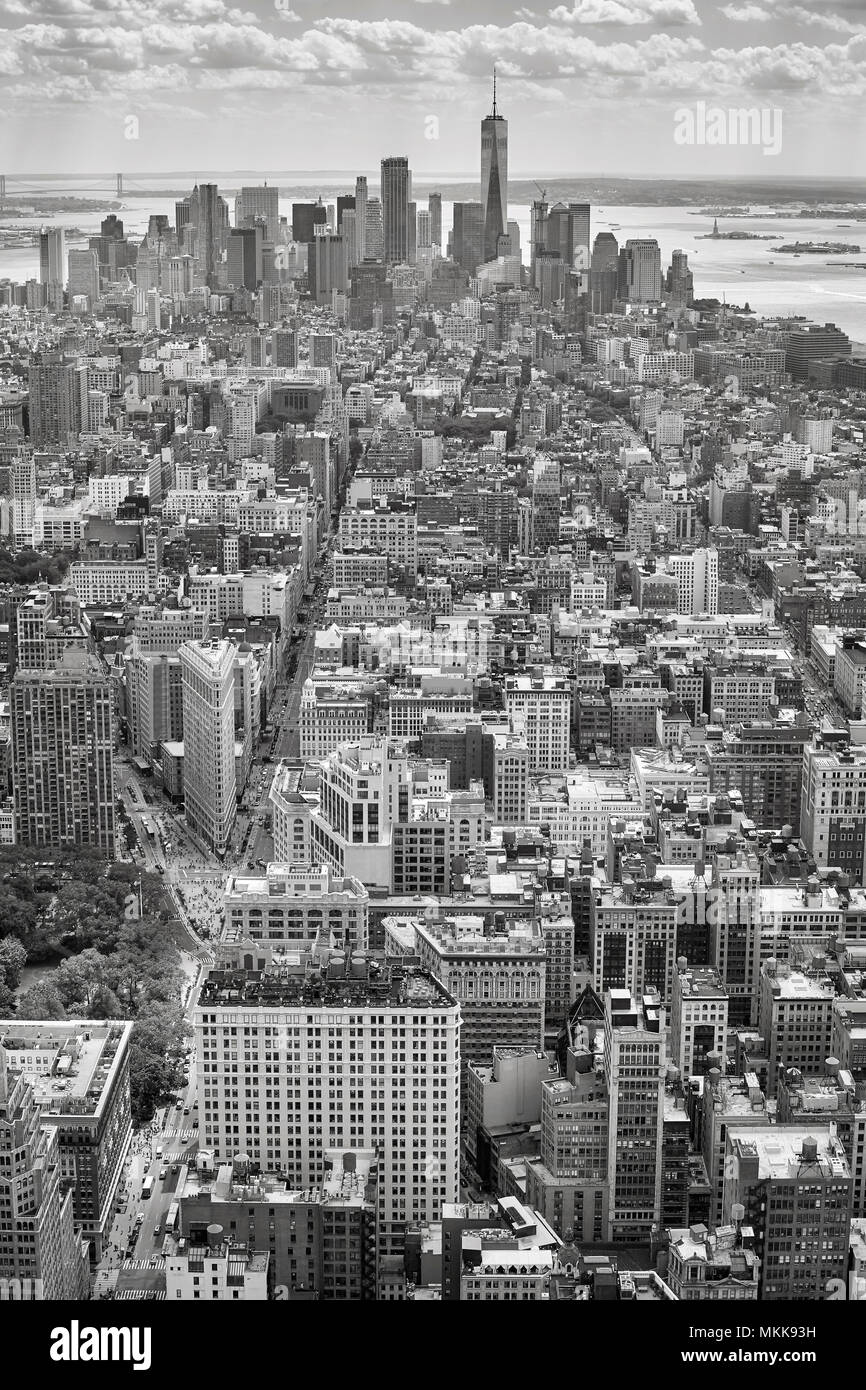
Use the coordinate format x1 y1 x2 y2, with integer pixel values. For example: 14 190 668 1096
0 6 865 1324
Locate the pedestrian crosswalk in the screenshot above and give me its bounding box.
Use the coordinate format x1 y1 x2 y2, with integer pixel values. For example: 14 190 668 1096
163 1151 196 1163
115 1290 166 1300
161 1127 197 1140
122 1258 165 1270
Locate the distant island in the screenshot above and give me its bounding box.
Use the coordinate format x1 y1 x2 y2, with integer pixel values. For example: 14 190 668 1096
773 241 862 254
697 230 775 240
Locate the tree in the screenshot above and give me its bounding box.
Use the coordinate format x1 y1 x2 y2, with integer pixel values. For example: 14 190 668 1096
0 937 27 991
55 950 112 1013
16 981 67 1019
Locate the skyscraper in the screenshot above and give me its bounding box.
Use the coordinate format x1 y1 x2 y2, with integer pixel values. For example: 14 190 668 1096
590 231 619 314
619 238 663 303
38 227 66 286
187 183 229 285
180 638 237 856
428 192 442 250
530 199 548 281
452 201 484 276
364 198 385 261
12 648 115 853
381 156 410 265
480 72 508 263
234 184 280 243
668 248 694 306
354 176 368 262
292 199 327 245
309 233 347 304
67 248 99 303
227 227 260 290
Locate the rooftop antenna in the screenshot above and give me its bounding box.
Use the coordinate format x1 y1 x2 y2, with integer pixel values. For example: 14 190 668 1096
492 66 498 118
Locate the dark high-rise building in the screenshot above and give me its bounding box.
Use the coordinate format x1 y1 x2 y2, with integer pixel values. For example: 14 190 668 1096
354 177 368 262
668 248 694 306
271 329 298 369
292 199 327 244
337 194 356 231
480 73 508 263
381 156 410 265
407 200 417 264
226 226 260 290
349 260 394 329
187 182 228 285
428 192 442 249
530 199 548 280
590 231 619 315
452 201 484 276
309 233 347 305
545 203 591 271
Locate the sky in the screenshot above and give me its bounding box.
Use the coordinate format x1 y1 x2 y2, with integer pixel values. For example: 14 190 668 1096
1 0 865 179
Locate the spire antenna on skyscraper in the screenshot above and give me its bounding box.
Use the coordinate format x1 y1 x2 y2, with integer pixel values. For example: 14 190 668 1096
492 66 497 118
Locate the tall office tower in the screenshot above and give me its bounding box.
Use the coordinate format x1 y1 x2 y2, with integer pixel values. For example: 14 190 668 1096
544 203 590 270
0 1050 89 1300
168 254 195 297
196 949 460 1251
480 73 508 263
234 183 280 243
452 201 484 276
271 328 298 369
428 192 442 249
11 648 115 853
413 915 546 1088
0 1022 133 1261
27 352 83 447
619 238 663 303
364 198 385 261
381 156 410 264
175 196 192 249
604 989 666 1243
352 177 368 263
417 209 432 252
67 248 100 303
722 1125 853 1299
337 193 355 232
188 183 229 284
292 199 327 244
341 209 359 270
670 961 728 1076
227 227 260 290
407 200 417 264
668 248 694 306
179 638 237 857
531 452 561 551
667 547 719 616
530 199 548 280
11 447 36 550
309 232 347 304
590 231 619 314
503 674 572 775
801 737 866 885
38 226 66 286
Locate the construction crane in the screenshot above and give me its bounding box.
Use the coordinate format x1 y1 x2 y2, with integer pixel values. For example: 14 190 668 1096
533 181 548 202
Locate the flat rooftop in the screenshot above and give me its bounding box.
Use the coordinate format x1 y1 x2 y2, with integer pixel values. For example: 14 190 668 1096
197 957 455 1010
0 1021 132 1117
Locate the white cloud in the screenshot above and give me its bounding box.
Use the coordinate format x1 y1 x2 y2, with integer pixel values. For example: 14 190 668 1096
720 4 772 20
549 0 701 24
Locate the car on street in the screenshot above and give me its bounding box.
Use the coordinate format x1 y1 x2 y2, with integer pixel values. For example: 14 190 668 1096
159 1168 168 1180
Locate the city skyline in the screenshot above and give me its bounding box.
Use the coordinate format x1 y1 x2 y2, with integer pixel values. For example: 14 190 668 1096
0 2 865 177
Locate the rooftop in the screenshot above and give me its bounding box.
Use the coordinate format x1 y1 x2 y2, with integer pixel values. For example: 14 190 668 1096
197 954 456 1011
0 1021 132 1118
